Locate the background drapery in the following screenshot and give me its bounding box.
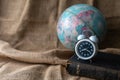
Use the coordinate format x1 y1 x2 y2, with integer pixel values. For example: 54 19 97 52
0 0 120 80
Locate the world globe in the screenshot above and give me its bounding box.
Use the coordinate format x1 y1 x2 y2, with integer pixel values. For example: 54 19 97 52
57 4 106 50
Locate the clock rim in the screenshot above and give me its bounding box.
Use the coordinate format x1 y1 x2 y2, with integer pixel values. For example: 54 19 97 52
75 39 97 60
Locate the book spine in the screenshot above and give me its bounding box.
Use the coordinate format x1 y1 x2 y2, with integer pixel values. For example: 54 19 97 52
66 62 119 80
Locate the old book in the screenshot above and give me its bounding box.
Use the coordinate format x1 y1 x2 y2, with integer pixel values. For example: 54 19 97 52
66 52 120 80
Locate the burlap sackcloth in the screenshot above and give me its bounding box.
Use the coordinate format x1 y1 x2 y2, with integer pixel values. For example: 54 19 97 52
0 0 120 80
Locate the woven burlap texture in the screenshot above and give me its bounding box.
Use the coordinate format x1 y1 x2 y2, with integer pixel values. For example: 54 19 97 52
0 0 120 80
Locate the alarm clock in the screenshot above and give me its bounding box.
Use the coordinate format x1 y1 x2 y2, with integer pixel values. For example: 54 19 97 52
75 35 98 60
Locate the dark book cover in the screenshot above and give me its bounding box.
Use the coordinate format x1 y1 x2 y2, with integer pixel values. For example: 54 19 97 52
66 52 120 80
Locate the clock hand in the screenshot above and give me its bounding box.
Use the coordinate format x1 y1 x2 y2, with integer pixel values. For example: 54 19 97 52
81 49 91 54
86 50 91 54
81 48 87 51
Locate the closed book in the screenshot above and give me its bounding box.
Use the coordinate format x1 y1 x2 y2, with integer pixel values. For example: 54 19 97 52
66 52 120 80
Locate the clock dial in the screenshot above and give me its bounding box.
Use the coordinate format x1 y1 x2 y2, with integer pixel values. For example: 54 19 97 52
77 41 94 58
75 39 97 60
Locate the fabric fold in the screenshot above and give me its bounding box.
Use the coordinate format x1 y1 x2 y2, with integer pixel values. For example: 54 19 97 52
0 40 73 66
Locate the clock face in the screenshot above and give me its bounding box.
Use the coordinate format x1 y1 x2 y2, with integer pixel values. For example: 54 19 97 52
75 39 97 60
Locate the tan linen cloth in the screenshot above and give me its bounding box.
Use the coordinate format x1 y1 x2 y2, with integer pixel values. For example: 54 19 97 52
0 0 120 80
